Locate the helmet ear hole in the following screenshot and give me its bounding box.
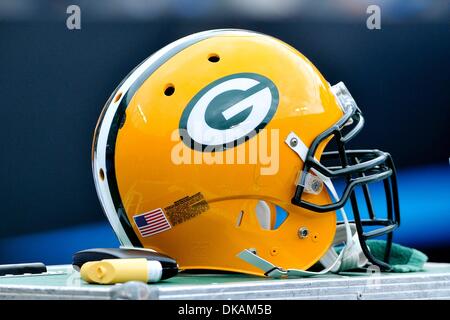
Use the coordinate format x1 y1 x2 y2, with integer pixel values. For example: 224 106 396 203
255 201 288 230
273 205 289 230
255 200 272 230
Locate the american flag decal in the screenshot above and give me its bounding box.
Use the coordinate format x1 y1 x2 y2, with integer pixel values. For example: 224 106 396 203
133 208 171 237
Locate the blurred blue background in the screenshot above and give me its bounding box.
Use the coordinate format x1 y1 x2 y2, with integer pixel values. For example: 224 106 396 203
0 0 449 264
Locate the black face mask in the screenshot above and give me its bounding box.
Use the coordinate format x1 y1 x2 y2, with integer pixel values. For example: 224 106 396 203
290 82 400 271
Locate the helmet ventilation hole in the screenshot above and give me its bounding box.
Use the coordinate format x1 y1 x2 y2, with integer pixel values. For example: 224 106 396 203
236 210 244 227
312 233 319 243
99 169 105 181
114 92 122 103
208 54 220 63
164 84 175 96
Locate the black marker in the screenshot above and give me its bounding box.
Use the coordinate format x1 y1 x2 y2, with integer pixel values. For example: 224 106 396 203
0 263 47 276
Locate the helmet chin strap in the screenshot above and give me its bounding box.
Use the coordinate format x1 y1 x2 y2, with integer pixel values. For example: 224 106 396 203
319 223 368 272
237 132 367 277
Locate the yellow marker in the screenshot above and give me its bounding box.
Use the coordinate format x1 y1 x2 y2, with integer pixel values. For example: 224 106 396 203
80 258 163 284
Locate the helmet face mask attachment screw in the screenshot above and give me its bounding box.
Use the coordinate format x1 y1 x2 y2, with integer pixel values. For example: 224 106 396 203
303 173 324 195
289 137 298 148
311 179 322 193
298 227 309 239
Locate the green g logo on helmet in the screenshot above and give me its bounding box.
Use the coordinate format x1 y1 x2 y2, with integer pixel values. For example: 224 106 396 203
179 73 279 151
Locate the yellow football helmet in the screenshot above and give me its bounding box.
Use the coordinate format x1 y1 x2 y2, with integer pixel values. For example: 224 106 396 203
92 29 400 277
